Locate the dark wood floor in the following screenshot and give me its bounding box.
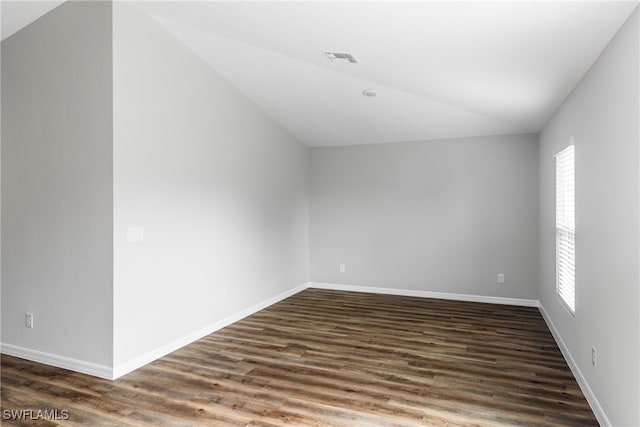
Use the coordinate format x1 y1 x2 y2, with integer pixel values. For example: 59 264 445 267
1 289 598 426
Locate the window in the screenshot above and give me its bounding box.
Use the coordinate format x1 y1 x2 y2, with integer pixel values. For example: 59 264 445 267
556 144 575 313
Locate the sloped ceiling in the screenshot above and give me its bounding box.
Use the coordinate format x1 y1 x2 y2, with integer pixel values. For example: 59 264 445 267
3 1 637 146
1 1 65 41
138 1 638 146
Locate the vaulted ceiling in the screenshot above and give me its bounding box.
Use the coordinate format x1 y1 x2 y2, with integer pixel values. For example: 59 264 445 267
1 1 65 41
3 1 638 146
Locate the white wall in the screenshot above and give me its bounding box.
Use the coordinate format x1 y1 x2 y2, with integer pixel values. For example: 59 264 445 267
112 3 309 368
310 134 539 300
539 8 639 427
1 1 113 366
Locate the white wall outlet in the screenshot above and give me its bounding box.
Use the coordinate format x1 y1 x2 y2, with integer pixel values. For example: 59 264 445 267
497 273 505 283
339 264 346 273
25 313 34 329
592 347 597 367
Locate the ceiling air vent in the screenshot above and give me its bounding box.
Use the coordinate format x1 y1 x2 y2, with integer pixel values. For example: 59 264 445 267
324 52 359 64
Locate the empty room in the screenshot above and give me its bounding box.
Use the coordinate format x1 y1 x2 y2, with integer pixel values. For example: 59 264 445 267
1 1 638 426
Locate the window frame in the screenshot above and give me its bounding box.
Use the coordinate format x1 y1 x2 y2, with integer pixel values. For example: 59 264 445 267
555 143 576 315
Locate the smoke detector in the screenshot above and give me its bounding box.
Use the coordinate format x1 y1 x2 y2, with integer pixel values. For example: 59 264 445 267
324 52 359 64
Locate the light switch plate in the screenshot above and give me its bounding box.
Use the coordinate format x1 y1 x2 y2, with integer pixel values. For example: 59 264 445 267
127 227 144 242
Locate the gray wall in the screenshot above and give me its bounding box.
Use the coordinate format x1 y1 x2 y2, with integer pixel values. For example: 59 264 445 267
1 2 113 366
539 8 639 426
310 134 539 299
112 3 309 367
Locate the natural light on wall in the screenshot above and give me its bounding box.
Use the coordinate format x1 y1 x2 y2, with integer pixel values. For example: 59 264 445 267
555 143 576 313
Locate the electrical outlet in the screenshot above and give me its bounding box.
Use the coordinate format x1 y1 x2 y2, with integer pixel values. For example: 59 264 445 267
339 264 346 273
497 273 505 283
25 313 34 329
592 347 597 367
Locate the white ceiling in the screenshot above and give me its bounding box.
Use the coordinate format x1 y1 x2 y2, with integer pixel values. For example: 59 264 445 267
3 1 638 146
1 1 65 41
139 1 638 146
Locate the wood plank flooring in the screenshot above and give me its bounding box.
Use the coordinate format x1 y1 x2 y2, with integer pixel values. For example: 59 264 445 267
1 289 598 426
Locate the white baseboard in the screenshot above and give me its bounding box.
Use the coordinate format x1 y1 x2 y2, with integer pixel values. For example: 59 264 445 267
112 283 308 379
307 282 540 307
0 343 113 380
1 283 308 380
538 304 610 427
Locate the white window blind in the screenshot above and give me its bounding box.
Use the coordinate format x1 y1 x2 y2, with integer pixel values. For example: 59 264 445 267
556 144 575 313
